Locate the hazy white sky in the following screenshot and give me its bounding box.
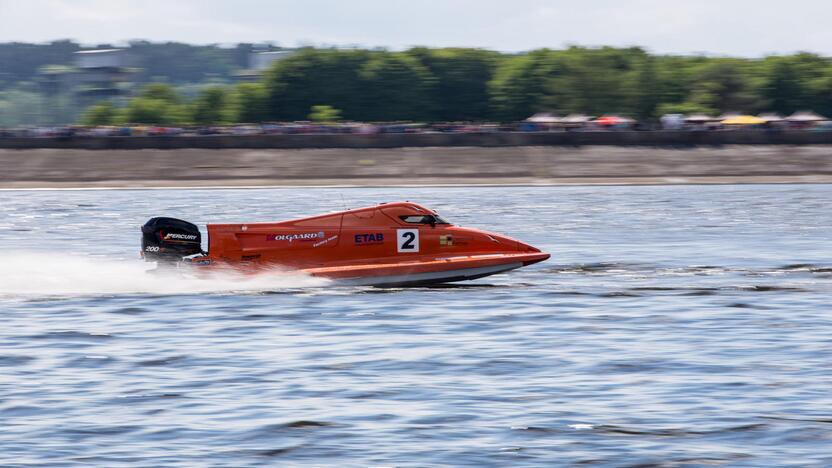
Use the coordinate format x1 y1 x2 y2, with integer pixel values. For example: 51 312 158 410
0 0 828 56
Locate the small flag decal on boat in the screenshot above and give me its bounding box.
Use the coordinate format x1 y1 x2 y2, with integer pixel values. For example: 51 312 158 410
440 235 453 246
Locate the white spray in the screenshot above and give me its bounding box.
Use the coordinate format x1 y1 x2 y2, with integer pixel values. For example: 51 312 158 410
0 252 329 299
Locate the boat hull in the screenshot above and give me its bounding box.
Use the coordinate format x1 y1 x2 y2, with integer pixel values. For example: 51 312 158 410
302 252 550 287
335 262 525 287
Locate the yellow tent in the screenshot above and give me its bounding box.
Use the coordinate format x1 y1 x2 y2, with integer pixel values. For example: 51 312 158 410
722 115 766 125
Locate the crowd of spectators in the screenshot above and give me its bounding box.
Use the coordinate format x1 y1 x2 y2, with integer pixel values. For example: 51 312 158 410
0 122 506 138
1 112 830 139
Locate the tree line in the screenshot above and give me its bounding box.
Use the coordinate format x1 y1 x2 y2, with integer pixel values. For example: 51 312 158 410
3 42 832 125
84 46 832 126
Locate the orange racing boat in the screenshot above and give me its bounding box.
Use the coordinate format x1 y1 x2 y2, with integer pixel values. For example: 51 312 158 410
141 202 549 286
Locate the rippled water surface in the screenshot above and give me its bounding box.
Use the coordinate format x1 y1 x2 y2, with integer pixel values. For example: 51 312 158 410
1 185 831 467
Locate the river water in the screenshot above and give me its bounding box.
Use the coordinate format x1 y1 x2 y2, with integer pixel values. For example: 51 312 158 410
1 185 830 467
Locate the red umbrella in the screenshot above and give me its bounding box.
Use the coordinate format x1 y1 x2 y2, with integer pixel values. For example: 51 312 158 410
595 115 635 126
595 115 619 126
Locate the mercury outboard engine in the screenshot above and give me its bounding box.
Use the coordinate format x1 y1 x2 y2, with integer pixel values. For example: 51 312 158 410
141 217 203 265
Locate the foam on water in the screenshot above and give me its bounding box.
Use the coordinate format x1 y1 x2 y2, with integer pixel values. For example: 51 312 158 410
0 251 329 298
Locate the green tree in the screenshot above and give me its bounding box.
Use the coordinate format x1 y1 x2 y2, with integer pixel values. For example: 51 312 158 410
687 59 762 114
759 58 802 114
491 47 648 121
309 105 342 122
119 98 168 124
759 54 829 114
81 101 117 125
407 47 498 121
489 50 557 121
631 54 660 119
229 82 268 122
651 55 709 117
264 48 371 120
118 97 188 125
191 86 230 125
807 70 832 118
358 52 434 121
545 47 640 117
655 102 715 116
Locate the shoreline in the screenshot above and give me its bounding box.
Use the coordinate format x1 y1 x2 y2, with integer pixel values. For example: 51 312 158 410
3 145 831 190
3 175 832 190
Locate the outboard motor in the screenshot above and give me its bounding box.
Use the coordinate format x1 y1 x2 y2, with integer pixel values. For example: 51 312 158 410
141 217 203 265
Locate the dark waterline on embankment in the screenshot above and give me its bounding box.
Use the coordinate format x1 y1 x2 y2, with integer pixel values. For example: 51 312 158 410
2 130 832 151
1 184 831 466
4 177 832 191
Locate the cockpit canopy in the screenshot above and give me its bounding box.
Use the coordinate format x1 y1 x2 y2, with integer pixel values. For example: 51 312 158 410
399 214 451 225
378 202 452 226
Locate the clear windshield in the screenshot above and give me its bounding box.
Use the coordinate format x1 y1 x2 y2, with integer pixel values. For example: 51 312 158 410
399 215 451 225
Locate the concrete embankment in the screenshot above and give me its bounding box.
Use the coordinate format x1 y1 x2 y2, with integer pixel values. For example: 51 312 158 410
1 145 831 189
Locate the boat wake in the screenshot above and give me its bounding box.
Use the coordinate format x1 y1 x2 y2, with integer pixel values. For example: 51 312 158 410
0 252 329 299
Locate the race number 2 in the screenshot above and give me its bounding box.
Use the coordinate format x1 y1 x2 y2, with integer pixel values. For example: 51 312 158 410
397 229 420 253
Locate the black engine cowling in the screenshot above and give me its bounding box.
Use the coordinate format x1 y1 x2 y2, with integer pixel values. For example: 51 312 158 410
141 217 203 263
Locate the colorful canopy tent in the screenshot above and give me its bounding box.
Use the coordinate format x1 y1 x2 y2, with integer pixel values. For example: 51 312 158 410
559 114 594 128
722 115 766 125
594 115 635 126
758 113 785 122
685 114 717 123
525 112 562 124
786 111 827 122
561 114 593 124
